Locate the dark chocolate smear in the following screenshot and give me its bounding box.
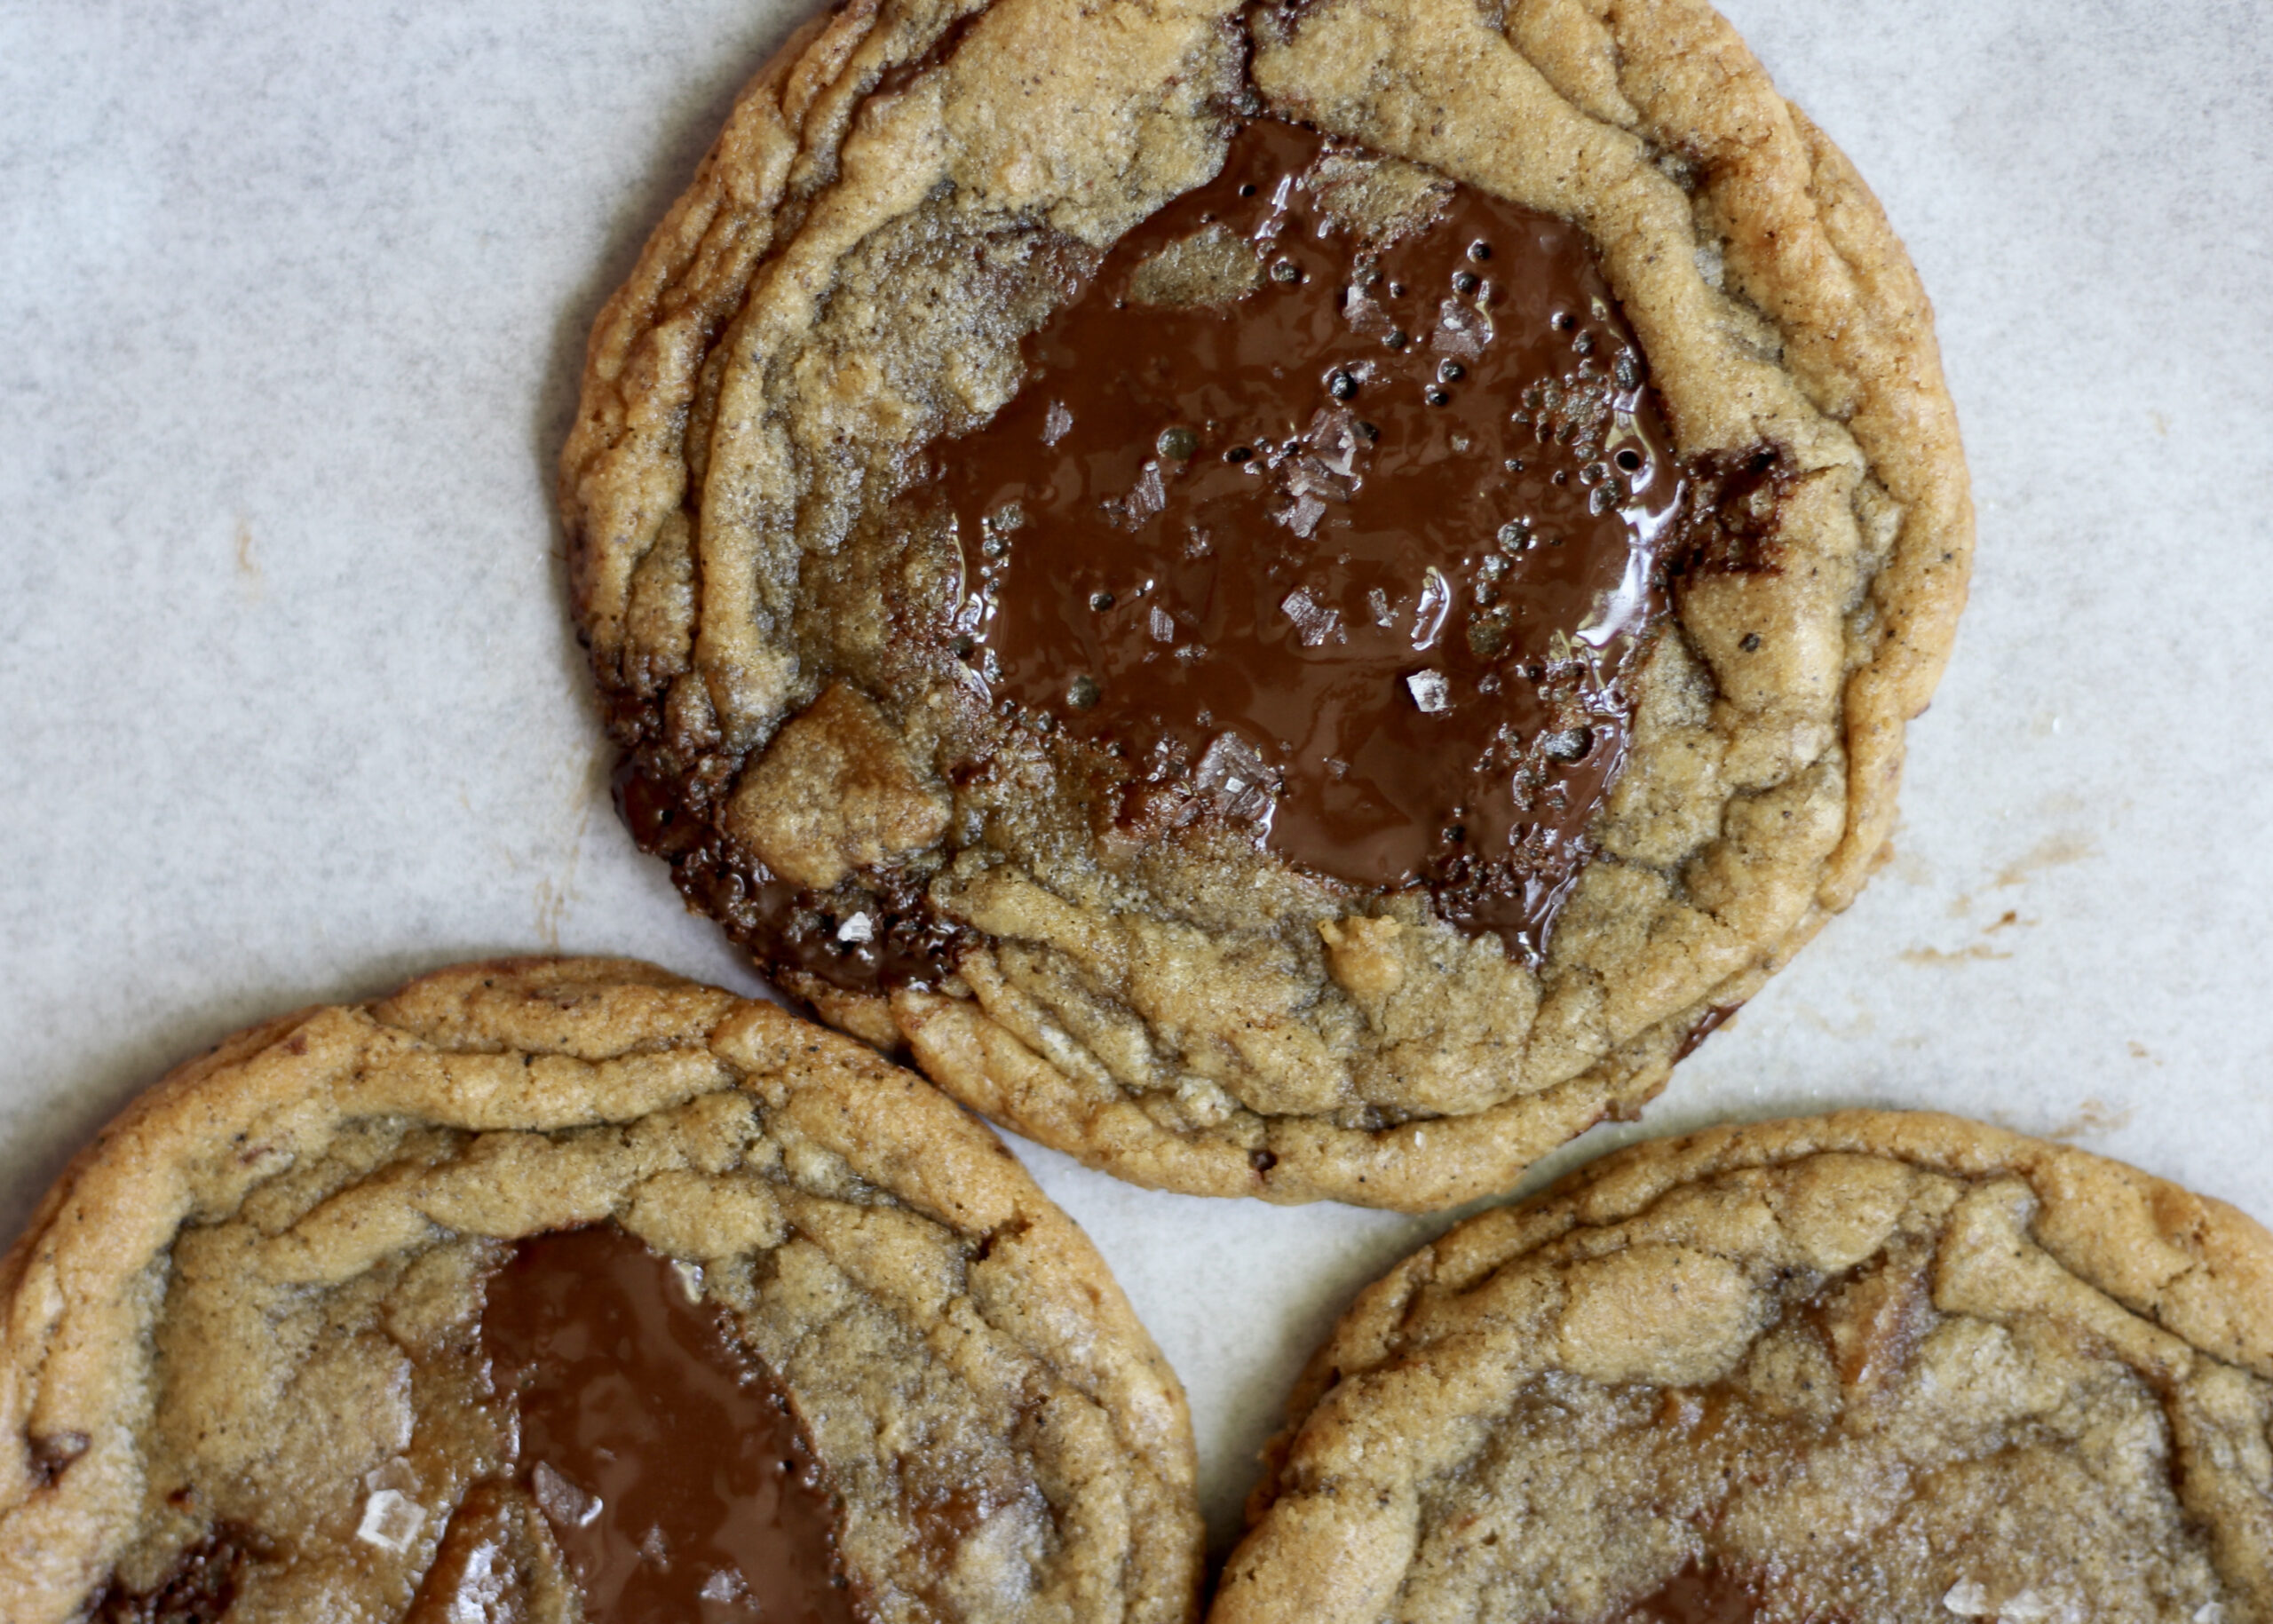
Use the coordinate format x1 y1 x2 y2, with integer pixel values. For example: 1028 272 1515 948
1615 1560 1764 1624
1673 1002 1742 1061
926 116 1685 959
478 1224 863 1624
84 1527 249 1624
613 751 963 998
29 1430 90 1486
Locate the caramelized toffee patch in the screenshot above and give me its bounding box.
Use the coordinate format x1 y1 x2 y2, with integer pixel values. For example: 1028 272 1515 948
928 117 1686 957
463 1224 862 1624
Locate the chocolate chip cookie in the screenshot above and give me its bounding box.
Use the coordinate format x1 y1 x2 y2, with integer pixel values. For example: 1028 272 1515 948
562 0 1972 1208
1213 1112 2273 1622
0 959 1201 1624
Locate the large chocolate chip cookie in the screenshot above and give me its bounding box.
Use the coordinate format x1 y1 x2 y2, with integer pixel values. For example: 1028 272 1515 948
1215 1112 2273 1621
0 959 1200 1624
562 0 1971 1208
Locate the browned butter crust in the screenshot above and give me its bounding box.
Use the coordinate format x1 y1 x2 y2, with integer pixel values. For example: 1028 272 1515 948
0 959 1201 1624
561 0 1972 1209
1214 1112 2273 1623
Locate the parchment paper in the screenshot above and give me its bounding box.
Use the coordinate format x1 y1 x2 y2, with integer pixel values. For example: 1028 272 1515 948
3 0 2267 1550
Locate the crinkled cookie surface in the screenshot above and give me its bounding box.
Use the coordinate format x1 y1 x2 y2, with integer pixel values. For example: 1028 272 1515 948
0 959 1201 1624
1212 1112 2273 1623
561 0 1971 1209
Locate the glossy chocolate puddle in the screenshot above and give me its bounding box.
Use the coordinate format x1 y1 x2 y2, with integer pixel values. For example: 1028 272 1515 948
927 116 1686 959
432 1224 859 1624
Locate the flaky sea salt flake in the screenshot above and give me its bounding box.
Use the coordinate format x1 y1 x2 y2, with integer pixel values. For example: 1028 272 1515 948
1944 1581 1994 1618
356 1488 426 1554
1280 589 1340 647
1194 733 1275 821
1432 297 1493 357
534 1461 603 1529
1406 669 1452 715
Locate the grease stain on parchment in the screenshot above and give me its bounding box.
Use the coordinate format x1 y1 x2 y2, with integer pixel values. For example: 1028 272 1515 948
1993 832 2098 889
234 517 265 602
534 748 611 949
1912 831 2094 963
1900 941 2012 965
1987 1097 2132 1141
2044 1098 2134 1140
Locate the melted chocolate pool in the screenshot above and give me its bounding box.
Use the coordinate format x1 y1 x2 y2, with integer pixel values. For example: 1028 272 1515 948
464 1225 859 1624
930 118 1684 956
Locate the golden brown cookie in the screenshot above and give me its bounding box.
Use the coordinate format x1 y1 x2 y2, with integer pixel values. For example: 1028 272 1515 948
1213 1112 2273 1622
0 959 1201 1624
561 0 1971 1209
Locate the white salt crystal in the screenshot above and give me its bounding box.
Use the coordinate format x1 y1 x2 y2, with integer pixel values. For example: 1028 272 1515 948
356 1488 426 1554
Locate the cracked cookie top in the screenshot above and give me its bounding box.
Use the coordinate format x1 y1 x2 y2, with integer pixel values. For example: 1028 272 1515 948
1212 1112 2273 1624
0 959 1200 1624
562 0 1971 1208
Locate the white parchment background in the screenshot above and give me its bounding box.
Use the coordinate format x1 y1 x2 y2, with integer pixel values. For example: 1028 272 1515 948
3 0 2268 1552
